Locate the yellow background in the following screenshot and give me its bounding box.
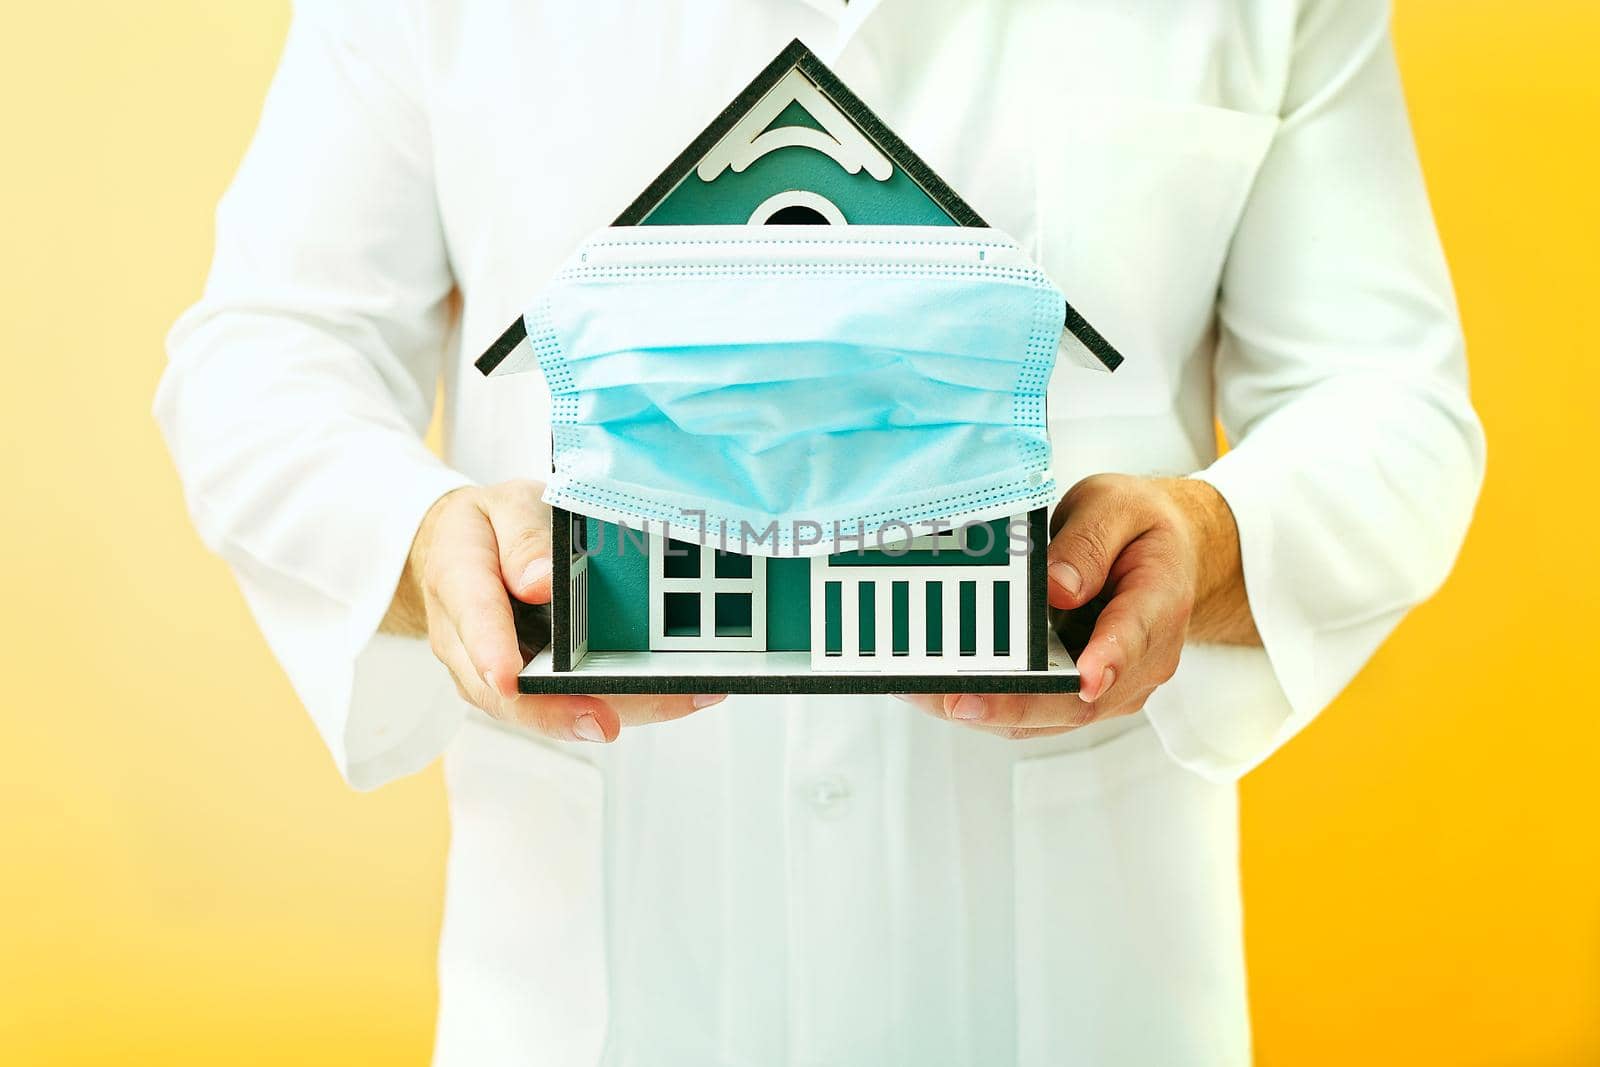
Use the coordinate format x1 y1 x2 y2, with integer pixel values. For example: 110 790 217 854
4 3 1596 1063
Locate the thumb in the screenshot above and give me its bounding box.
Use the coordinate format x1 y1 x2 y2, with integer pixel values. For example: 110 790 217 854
484 480 553 603
1046 481 1147 610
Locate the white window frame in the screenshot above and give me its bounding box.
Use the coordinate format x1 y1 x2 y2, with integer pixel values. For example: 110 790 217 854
648 537 767 651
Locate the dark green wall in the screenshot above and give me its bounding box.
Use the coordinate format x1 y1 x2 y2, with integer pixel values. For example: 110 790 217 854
765 557 811 650
583 518 650 651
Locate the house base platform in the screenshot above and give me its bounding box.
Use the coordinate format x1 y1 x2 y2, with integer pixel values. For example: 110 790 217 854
517 631 1081 695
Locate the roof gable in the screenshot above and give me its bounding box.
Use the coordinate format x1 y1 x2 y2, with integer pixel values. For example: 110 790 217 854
477 38 1123 375
614 39 983 228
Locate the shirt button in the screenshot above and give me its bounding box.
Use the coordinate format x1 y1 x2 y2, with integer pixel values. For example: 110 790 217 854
807 775 853 819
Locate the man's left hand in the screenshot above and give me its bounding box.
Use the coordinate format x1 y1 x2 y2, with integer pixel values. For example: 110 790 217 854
897 474 1259 740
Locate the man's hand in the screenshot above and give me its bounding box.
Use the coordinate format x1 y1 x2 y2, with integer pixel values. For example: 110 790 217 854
383 480 724 743
898 474 1259 739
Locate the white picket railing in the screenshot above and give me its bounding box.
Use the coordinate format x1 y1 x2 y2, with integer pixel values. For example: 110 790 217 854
809 556 1028 672
570 553 589 661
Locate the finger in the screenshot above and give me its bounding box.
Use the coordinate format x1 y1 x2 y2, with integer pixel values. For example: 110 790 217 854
437 622 616 742
893 691 1093 730
426 504 523 690
1081 682 1159 722
946 691 1099 731
442 630 715 741
892 692 1097 734
606 692 728 727
483 480 553 604
961 686 1158 737
892 691 995 724
498 693 621 743
888 693 943 716
496 691 726 742
433 623 509 718
1074 553 1186 704
1046 479 1157 610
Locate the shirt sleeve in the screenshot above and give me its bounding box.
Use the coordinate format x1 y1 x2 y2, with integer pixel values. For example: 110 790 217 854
154 1 474 789
1143 0 1487 781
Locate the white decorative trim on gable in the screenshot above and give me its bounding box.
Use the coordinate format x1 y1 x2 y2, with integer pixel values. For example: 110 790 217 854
696 67 893 182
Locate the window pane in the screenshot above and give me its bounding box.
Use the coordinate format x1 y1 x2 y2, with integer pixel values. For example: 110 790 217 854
664 592 699 636
663 538 700 578
714 549 753 579
714 592 753 637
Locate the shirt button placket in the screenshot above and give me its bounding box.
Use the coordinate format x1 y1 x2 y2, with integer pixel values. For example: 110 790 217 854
784 697 888 1065
807 774 853 820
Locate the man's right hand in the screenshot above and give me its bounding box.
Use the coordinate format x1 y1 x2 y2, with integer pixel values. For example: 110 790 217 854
383 480 725 743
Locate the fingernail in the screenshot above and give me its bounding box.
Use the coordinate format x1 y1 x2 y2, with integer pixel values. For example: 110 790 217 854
951 695 986 721
573 714 607 743
1049 561 1083 598
519 556 552 591
1080 665 1116 704
692 694 727 709
482 670 502 698
888 693 914 704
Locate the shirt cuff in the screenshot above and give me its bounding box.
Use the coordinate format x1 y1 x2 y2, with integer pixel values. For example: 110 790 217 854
234 463 475 790
1139 457 1321 782
338 465 476 788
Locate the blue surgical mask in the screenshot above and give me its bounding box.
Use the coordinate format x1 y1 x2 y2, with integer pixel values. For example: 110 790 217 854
487 226 1072 555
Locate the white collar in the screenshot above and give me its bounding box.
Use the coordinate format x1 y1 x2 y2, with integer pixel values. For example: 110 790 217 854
796 0 852 20
794 0 883 60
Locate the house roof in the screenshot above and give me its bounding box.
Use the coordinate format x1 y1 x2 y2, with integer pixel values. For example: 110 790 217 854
476 38 1123 376
616 38 982 229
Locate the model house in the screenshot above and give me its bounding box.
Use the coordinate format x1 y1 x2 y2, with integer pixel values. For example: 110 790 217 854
476 40 1122 694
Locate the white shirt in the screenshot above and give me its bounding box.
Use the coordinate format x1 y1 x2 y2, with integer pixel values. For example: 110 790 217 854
155 1 1485 1063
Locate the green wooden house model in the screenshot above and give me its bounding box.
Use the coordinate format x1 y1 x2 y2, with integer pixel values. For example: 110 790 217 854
476 40 1122 695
